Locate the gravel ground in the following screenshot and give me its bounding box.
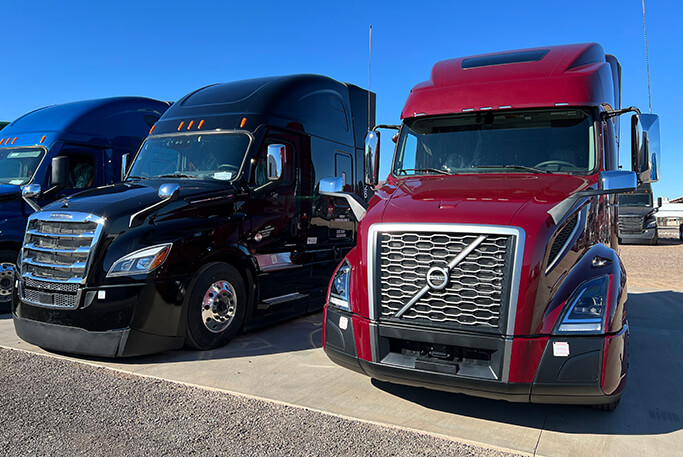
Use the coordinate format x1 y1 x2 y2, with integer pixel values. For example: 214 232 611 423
0 348 523 457
619 228 683 291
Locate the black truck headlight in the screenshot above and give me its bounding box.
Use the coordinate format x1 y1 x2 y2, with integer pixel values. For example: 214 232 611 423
645 219 657 229
106 243 172 278
328 260 351 310
553 275 610 335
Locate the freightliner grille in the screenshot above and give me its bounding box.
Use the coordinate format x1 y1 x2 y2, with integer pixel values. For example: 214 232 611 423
618 215 644 234
376 230 515 331
19 212 104 309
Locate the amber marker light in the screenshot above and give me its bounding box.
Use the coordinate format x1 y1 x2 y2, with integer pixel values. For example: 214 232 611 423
178 121 185 131
0 139 4 145
149 125 156 134
197 119 205 130
12 137 17 144
240 117 247 128
40 135 47 143
187 120 194 130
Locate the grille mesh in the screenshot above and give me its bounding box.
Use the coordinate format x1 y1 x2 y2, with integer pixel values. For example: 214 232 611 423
618 215 644 234
378 232 513 330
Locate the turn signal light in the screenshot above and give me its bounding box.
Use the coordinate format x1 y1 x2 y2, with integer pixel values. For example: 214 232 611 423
240 117 247 128
40 135 46 143
178 121 185 131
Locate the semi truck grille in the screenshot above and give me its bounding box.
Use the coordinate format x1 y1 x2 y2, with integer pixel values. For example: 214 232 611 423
19 212 104 309
618 215 644 234
372 226 518 333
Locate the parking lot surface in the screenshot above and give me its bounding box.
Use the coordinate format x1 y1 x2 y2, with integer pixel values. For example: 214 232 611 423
0 285 681 457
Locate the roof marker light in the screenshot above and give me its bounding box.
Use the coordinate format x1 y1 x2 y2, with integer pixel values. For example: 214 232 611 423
149 125 156 134
198 119 205 130
555 102 570 106
240 117 247 128
12 137 17 144
499 105 512 109
187 120 194 130
462 108 475 112
178 121 185 131
480 107 493 110
40 135 46 144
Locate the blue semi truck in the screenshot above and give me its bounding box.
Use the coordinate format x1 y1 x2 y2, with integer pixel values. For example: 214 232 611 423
0 97 170 311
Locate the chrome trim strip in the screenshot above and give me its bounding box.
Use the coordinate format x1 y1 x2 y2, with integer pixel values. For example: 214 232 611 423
26 229 96 238
262 292 306 305
21 272 82 284
23 243 91 254
255 252 298 272
22 258 86 270
366 223 526 337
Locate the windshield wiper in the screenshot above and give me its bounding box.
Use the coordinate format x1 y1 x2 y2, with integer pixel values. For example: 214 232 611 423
476 165 551 174
126 175 149 180
397 168 450 176
157 173 195 178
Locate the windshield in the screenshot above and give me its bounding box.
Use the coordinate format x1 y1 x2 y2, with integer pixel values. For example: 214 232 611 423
393 108 596 176
128 132 251 181
619 193 652 207
0 147 45 185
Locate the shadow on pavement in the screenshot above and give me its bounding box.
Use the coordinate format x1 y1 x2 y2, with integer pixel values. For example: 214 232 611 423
58 312 324 365
373 290 683 436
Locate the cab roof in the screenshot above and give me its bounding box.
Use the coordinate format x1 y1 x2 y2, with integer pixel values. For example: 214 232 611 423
402 43 619 119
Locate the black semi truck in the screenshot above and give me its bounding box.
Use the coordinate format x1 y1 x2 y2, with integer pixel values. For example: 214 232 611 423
13 74 375 356
618 183 658 244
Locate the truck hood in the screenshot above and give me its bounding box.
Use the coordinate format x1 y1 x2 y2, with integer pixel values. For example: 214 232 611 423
376 174 593 227
0 184 21 201
41 179 236 223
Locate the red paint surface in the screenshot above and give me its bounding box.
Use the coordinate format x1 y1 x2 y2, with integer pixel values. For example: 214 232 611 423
508 337 549 383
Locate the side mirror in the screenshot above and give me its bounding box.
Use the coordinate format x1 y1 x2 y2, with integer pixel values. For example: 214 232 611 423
21 184 42 212
657 197 663 208
158 183 180 200
51 156 69 189
267 144 286 181
121 153 130 181
631 113 660 183
600 170 637 193
319 176 367 221
364 131 380 186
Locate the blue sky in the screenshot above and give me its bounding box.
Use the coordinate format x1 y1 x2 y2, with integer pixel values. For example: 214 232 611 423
2 0 681 198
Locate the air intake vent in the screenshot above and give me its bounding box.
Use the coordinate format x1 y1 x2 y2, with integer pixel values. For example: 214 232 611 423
547 214 579 270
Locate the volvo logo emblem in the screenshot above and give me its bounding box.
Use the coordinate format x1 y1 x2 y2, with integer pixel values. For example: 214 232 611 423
426 266 449 290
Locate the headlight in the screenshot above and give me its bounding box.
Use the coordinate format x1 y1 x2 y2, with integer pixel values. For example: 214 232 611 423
106 243 172 278
645 219 657 229
553 275 610 335
328 260 351 310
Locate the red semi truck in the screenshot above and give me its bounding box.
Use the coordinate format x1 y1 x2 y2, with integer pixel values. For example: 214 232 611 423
320 43 660 410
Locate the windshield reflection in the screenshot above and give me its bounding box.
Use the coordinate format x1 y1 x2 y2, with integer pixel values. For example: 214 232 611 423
129 132 251 181
393 108 596 176
0 147 45 185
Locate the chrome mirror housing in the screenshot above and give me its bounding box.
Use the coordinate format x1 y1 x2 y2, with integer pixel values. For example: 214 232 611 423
267 144 286 181
21 184 42 212
600 170 637 193
364 130 380 186
631 113 660 183
320 177 344 193
158 183 180 200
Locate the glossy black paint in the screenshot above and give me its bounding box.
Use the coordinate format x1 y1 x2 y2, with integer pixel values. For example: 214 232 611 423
14 75 376 356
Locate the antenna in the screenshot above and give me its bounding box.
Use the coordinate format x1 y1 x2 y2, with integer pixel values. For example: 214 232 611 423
642 0 652 113
368 25 372 131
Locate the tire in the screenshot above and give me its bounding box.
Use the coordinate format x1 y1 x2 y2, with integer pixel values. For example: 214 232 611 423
185 263 247 351
593 397 620 412
0 249 18 314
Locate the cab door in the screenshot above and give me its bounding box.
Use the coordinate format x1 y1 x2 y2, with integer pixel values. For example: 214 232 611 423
245 131 311 321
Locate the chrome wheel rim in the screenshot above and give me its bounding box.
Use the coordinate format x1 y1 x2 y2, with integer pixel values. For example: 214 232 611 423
201 280 237 333
0 263 15 300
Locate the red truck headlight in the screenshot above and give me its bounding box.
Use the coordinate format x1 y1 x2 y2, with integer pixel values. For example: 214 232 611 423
328 260 351 311
553 275 610 335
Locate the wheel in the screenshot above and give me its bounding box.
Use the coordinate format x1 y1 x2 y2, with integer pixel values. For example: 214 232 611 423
593 397 620 412
185 263 246 350
0 249 18 313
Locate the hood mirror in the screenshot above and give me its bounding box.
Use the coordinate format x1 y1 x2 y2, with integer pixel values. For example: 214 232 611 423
158 183 180 200
22 184 42 212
